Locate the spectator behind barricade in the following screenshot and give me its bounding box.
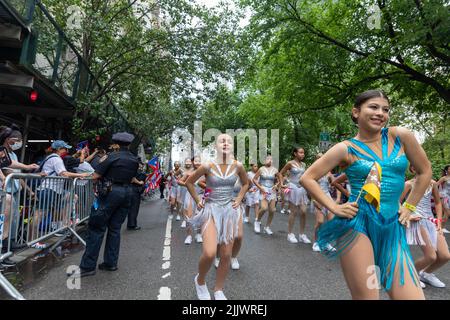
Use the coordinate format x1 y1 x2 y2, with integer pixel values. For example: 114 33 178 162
32 140 91 249
89 148 106 170
0 125 39 265
64 146 97 174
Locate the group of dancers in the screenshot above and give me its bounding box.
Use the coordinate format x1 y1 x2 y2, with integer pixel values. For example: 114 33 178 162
161 90 450 300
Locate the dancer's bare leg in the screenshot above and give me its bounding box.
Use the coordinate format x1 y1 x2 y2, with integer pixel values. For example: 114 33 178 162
423 233 450 273
197 219 218 285
339 233 380 300
215 240 234 291
287 202 298 234
266 199 276 227
232 213 244 258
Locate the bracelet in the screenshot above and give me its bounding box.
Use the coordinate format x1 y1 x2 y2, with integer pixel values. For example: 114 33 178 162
403 202 416 212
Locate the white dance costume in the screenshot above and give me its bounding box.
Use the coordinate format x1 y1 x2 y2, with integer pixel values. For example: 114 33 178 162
259 166 278 202
287 162 308 206
189 161 242 245
442 178 450 209
245 171 260 207
170 173 179 199
317 175 332 216
183 178 204 212
407 185 438 249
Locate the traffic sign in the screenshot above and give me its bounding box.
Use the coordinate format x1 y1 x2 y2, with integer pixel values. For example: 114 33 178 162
320 132 330 141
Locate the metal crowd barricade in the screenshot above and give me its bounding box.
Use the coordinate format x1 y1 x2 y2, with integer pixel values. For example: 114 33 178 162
0 188 23 300
0 173 95 300
67 178 95 246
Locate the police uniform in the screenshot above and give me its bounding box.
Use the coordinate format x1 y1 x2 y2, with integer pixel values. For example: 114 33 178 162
78 132 138 274
127 167 146 230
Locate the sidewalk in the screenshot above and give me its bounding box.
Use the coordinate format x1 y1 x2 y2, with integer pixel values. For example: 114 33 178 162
2 198 169 300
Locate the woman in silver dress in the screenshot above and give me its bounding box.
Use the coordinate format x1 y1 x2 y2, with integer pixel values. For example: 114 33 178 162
244 163 260 224
179 156 204 244
167 161 182 219
252 155 279 235
186 133 249 300
311 153 336 252
437 165 450 233
402 165 450 288
176 158 192 225
278 147 311 244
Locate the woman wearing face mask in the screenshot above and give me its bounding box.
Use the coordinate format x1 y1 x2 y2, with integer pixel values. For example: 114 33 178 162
301 90 431 299
0 125 39 255
186 133 249 300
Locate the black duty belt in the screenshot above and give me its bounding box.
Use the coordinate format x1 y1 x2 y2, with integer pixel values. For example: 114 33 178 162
112 182 132 186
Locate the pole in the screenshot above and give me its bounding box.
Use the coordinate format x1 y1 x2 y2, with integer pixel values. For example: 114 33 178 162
20 114 31 163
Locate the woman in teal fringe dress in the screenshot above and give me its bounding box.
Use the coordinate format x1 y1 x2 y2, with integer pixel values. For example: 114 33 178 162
301 90 432 299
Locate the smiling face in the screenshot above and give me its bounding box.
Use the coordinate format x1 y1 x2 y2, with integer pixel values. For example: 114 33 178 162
265 155 272 166
352 97 390 132
174 161 180 170
216 134 233 157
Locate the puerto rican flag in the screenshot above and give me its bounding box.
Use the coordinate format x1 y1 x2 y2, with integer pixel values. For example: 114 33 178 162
145 156 162 193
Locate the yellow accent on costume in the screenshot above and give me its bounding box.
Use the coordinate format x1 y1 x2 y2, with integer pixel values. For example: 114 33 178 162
362 162 382 212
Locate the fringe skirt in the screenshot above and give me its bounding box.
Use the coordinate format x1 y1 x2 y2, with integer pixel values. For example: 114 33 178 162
170 185 178 199
287 183 309 206
259 186 277 202
406 218 437 250
245 188 260 206
317 198 418 291
189 200 242 245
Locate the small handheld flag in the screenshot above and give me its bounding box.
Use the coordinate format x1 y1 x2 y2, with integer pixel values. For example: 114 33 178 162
76 140 89 151
355 162 382 212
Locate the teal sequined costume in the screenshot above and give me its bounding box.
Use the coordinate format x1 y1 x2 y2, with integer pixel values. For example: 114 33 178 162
317 128 418 290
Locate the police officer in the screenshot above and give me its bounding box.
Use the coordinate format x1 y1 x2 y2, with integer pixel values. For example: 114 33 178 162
127 160 146 231
69 132 139 277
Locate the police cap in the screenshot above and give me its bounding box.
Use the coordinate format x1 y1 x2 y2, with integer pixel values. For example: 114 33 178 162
111 132 135 144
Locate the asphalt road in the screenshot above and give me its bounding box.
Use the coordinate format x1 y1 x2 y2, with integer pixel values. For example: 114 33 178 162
16 197 450 300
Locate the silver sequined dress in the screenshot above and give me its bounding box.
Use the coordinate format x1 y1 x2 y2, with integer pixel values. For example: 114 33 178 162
287 162 308 206
189 161 243 244
258 166 278 201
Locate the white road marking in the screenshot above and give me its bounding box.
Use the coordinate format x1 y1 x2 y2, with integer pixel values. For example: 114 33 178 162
162 246 171 261
158 214 173 300
157 287 171 300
